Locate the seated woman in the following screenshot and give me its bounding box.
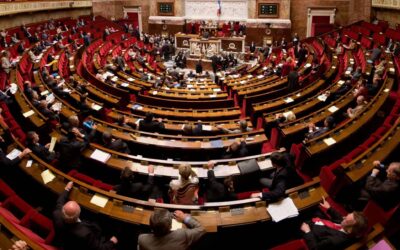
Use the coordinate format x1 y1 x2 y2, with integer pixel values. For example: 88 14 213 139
169 164 199 205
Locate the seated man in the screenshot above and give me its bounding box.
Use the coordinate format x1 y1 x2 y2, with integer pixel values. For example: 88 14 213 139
101 131 130 154
205 161 237 202
222 139 248 159
306 116 335 140
114 166 155 200
52 182 118 249
251 152 303 202
347 95 366 119
359 161 400 210
0 131 31 168
217 120 252 134
26 131 57 163
300 198 368 250
138 209 205 250
139 112 165 133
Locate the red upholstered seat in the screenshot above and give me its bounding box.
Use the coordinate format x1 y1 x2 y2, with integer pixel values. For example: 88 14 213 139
270 239 309 250
93 180 114 192
68 170 96 185
236 191 260 200
19 210 55 244
0 179 15 202
0 195 34 223
363 200 399 228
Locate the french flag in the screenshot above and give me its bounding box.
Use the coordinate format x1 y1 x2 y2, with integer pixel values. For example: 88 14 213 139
217 0 222 16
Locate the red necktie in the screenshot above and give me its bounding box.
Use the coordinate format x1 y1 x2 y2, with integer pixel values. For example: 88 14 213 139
312 217 343 231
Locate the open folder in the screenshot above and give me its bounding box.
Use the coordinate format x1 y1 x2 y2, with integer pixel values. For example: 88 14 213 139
267 197 299 222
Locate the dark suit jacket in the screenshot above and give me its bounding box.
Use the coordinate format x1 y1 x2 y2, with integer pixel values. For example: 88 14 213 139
195 63 203 74
261 167 286 202
114 175 154 200
222 141 248 159
139 120 165 133
27 142 56 163
57 138 88 169
365 173 400 210
303 208 353 250
288 71 299 91
52 190 115 250
102 139 130 154
206 170 236 202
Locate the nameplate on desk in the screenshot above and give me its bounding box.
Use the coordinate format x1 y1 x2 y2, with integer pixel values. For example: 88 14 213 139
22 110 35 118
90 194 108 208
267 197 299 222
90 149 111 163
41 169 56 184
323 137 336 146
230 208 244 215
328 106 339 113
6 149 21 160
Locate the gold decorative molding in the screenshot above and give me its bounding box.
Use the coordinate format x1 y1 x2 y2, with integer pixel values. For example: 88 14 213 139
0 1 92 16
372 0 400 9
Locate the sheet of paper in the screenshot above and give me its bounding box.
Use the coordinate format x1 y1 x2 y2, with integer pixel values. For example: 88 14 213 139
90 194 109 208
258 159 273 170
49 137 57 152
337 80 345 85
209 94 217 98
328 106 339 113
90 149 111 163
214 165 240 177
121 82 129 87
267 197 299 222
171 219 183 231
51 102 62 112
46 93 55 104
41 169 56 184
202 125 213 131
40 90 49 96
128 78 134 82
6 149 21 160
317 94 327 102
26 160 33 168
91 103 102 111
23 110 35 118
323 137 336 146
284 97 294 103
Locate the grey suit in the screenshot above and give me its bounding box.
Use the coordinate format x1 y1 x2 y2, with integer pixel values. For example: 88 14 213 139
138 216 205 250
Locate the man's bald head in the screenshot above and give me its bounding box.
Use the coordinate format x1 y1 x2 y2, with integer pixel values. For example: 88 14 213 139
62 201 81 223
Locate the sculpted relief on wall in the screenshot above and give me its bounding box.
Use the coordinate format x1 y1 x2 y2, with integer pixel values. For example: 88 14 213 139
185 0 248 20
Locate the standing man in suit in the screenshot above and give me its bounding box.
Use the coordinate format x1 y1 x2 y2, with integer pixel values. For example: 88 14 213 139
249 41 256 53
287 67 299 91
52 182 118 249
138 208 205 250
359 161 400 210
300 198 368 250
195 60 203 75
